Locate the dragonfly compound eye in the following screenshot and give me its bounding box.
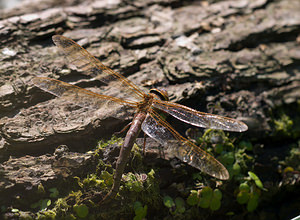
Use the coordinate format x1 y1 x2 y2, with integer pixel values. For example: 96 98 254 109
149 88 169 101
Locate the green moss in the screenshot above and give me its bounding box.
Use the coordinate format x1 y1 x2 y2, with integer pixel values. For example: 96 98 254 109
270 103 300 139
280 140 300 170
36 209 56 220
96 136 122 150
274 114 293 136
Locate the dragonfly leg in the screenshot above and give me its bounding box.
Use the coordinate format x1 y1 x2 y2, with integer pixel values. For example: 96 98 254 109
114 122 132 135
158 144 165 159
142 133 147 155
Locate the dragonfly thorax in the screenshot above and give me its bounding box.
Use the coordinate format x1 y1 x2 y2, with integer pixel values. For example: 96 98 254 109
137 88 169 113
137 93 154 112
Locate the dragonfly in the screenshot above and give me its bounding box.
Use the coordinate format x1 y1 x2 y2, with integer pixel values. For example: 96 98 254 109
33 35 248 202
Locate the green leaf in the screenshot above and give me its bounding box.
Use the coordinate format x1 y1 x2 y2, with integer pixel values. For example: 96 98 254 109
37 183 45 194
135 206 146 217
221 152 235 165
135 207 143 216
232 162 241 175
248 171 258 180
163 196 175 208
209 189 222 211
186 190 199 206
226 211 235 216
215 143 223 154
73 204 89 218
198 196 210 209
133 216 141 220
201 186 213 198
239 141 253 151
248 172 265 190
237 191 249 204
134 201 142 210
40 199 51 210
100 171 113 186
132 181 143 192
49 188 59 198
247 193 259 212
147 169 155 178
210 197 221 211
192 172 202 181
175 197 185 213
239 182 250 192
177 205 185 214
213 189 222 200
198 187 213 209
134 201 147 219
30 202 40 209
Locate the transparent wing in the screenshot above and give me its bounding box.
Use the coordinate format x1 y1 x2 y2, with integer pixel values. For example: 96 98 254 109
52 35 145 102
141 110 229 180
33 77 137 110
153 100 248 132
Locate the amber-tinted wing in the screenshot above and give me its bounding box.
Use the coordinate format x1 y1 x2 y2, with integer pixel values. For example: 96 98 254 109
52 35 145 102
152 100 248 132
142 109 229 180
33 77 137 110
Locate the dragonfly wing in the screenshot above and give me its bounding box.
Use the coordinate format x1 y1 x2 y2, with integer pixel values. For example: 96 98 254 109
33 77 136 111
153 100 248 132
52 35 145 102
141 110 229 180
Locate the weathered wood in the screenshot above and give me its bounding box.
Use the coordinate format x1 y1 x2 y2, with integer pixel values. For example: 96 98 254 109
0 145 94 208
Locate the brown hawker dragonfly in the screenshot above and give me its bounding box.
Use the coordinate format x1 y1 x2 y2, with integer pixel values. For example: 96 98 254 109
33 35 248 201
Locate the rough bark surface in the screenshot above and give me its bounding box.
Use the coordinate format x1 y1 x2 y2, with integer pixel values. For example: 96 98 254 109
0 0 299 219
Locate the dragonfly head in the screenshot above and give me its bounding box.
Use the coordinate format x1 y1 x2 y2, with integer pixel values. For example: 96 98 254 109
149 88 169 101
